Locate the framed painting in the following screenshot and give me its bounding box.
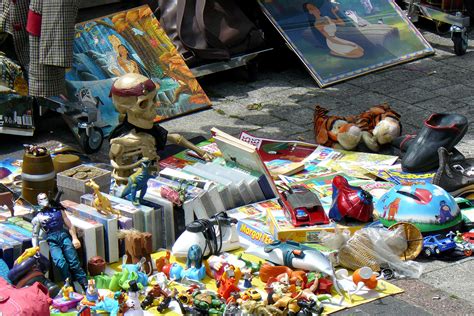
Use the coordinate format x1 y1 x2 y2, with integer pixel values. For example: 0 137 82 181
59 5 211 135
258 0 434 87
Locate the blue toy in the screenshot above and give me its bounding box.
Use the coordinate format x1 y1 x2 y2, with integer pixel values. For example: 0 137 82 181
121 159 154 205
423 234 456 257
89 293 122 316
168 245 206 282
375 183 462 233
121 256 149 287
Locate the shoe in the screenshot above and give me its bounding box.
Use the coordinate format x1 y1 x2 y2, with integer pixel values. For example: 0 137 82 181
402 113 468 172
432 148 474 197
393 134 466 162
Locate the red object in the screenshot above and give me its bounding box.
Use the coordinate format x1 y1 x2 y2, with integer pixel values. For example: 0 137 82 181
281 186 329 227
0 278 51 315
316 278 333 295
463 232 474 244
109 79 156 97
329 176 374 222
26 10 42 36
218 277 240 300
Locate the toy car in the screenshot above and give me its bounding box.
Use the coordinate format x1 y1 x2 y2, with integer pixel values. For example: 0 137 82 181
280 185 329 227
241 288 261 301
423 234 456 257
52 292 84 313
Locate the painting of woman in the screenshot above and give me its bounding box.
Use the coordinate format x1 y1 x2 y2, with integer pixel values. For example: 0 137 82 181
303 2 364 58
108 35 144 76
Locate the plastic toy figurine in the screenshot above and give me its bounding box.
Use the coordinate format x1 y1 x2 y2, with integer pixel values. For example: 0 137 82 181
423 234 457 257
141 284 174 311
109 256 148 291
180 244 206 281
31 192 88 291
52 278 84 313
86 180 120 217
14 246 39 265
237 253 262 274
172 212 240 257
192 290 226 314
59 278 74 300
124 280 144 316
109 73 214 185
247 240 345 298
85 279 99 303
89 292 123 316
217 267 241 300
241 288 261 301
121 159 154 206
280 184 329 227
329 175 374 222
242 271 253 288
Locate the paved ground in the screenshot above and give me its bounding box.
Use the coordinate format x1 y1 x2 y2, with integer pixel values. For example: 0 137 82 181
1 15 474 315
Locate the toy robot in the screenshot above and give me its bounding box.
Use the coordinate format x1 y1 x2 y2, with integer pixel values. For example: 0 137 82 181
31 192 87 291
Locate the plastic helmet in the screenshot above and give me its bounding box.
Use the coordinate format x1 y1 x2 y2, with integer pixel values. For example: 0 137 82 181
329 175 374 222
375 183 462 233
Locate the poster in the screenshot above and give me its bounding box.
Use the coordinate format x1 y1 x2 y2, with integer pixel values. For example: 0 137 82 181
259 0 434 87
61 5 211 135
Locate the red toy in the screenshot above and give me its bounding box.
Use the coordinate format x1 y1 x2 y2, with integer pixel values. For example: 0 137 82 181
328 176 374 222
280 185 329 227
463 232 474 244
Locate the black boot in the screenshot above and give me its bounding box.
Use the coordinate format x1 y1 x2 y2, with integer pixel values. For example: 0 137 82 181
393 134 466 162
402 113 468 172
432 147 474 197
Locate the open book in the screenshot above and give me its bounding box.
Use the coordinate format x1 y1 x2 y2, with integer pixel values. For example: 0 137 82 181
211 128 279 198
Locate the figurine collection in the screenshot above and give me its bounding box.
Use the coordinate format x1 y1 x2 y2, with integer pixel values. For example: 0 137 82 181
0 73 473 315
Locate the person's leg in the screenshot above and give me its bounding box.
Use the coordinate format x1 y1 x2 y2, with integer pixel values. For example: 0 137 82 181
60 231 87 286
47 232 71 281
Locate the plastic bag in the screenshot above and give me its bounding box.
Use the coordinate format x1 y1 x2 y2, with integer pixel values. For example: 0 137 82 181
321 227 423 279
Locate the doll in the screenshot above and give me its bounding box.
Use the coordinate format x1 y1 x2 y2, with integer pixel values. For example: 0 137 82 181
31 192 87 291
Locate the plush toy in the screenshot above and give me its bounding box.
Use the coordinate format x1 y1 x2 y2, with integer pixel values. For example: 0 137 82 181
313 103 401 151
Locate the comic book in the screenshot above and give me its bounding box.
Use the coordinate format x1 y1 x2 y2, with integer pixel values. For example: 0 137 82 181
365 164 435 185
238 131 316 177
303 145 398 179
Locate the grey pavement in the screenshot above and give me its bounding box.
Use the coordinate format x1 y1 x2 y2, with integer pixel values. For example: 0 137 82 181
1 19 474 316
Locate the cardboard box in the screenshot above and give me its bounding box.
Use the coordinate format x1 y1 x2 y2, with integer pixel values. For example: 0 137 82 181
57 165 111 202
267 208 365 243
227 199 279 247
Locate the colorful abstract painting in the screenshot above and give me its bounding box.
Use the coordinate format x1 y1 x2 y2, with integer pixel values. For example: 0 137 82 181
61 5 211 135
259 0 434 87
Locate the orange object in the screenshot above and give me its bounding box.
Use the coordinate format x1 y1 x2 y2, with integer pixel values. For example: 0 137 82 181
352 267 378 289
259 264 292 283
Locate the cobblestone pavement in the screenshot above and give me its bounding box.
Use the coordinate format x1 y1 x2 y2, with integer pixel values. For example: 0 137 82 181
0 20 473 315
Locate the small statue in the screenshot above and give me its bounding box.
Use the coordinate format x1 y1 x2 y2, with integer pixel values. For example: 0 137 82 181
23 144 48 156
31 192 87 291
86 179 121 217
120 159 154 206
124 280 144 316
109 73 214 185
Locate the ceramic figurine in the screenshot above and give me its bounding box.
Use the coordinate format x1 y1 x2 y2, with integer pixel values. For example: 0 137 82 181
31 192 87 290
108 73 214 185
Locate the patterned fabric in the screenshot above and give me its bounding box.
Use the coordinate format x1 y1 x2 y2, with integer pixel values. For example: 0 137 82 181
0 0 78 96
0 52 28 94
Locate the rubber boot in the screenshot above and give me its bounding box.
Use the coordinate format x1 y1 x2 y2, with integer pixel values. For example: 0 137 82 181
401 113 468 172
393 134 466 162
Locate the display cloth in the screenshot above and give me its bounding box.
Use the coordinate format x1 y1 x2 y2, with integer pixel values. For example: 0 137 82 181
51 249 404 315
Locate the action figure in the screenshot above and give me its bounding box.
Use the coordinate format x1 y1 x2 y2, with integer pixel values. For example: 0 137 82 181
31 192 87 291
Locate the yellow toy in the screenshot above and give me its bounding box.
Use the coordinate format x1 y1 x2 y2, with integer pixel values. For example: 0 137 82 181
59 278 74 300
14 246 39 265
86 180 120 217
